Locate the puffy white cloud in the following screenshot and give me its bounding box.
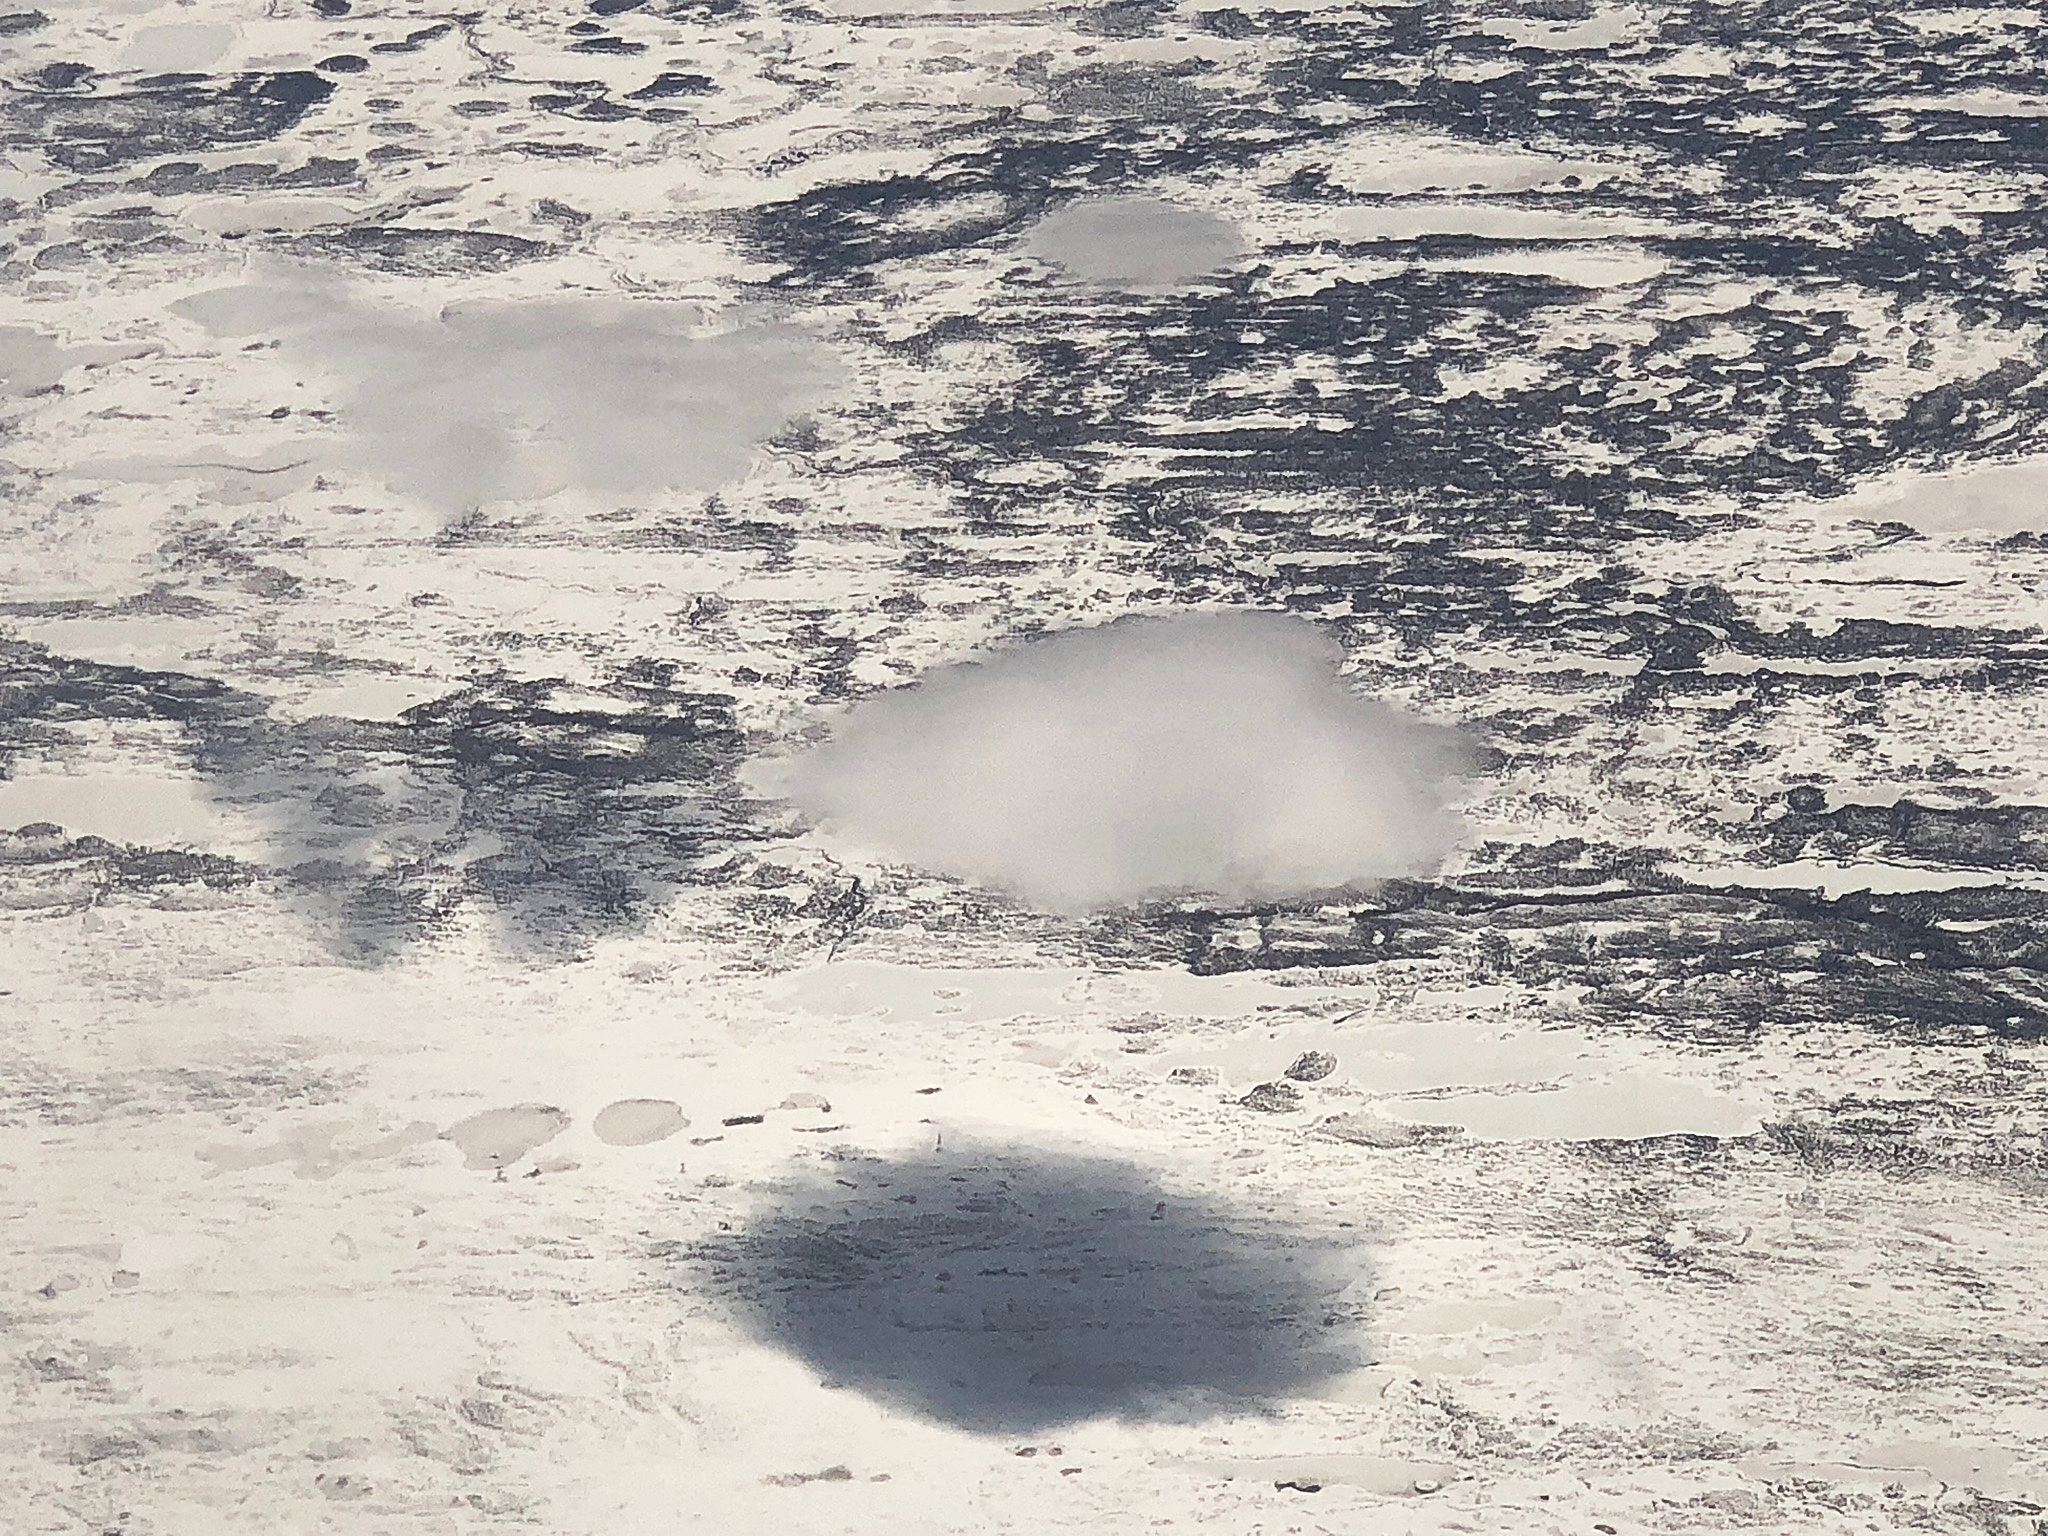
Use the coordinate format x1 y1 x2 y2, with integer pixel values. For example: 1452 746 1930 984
775 611 1473 912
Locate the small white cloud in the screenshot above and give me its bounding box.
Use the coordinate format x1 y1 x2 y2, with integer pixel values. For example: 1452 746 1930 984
772 611 1473 913
1023 195 1249 291
169 266 837 512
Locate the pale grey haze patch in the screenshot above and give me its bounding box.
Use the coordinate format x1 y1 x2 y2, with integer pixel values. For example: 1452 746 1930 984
168 264 351 337
196 1119 437 1180
772 611 1473 913
119 21 236 73
1845 457 2048 534
0 325 153 397
1022 196 1250 290
168 267 839 512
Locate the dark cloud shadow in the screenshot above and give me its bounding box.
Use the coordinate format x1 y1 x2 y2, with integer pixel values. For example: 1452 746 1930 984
209 672 756 964
667 1145 1373 1434
0 640 764 964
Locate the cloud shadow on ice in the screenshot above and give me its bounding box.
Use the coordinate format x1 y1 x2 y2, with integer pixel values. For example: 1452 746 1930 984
669 1146 1372 1434
0 641 758 965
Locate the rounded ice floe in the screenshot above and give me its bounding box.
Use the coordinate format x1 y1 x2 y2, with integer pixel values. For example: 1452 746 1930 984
1022 195 1249 290
445 1105 570 1170
0 327 73 397
592 1098 689 1147
0 326 153 397
770 610 1473 913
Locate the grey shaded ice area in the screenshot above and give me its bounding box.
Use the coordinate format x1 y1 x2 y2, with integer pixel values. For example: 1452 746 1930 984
6 0 2048 1532
169 269 839 513
1021 196 1249 290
